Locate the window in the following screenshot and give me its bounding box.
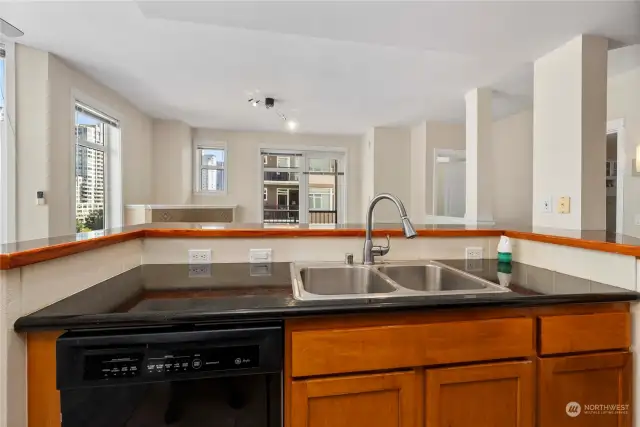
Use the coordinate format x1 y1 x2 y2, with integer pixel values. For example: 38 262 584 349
195 142 226 194
75 102 119 232
261 150 344 225
276 156 291 168
309 188 334 210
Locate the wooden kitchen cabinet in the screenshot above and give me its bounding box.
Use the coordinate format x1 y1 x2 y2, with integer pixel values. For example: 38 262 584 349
425 361 534 427
538 352 632 427
290 370 419 427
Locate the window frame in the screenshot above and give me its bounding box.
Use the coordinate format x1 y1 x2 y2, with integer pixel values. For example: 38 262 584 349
0 40 15 244
259 148 346 224
73 98 119 233
194 141 228 195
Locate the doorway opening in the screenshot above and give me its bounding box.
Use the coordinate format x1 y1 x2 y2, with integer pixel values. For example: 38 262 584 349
606 133 618 234
606 119 626 234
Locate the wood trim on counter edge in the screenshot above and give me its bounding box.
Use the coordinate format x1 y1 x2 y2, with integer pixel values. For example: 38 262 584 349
504 230 640 258
1 227 640 270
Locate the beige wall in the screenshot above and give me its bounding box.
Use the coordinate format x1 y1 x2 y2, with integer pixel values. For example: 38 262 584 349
410 122 428 221
360 128 375 218
152 119 192 204
532 35 608 230
15 44 153 240
142 236 500 264
608 67 640 237
371 127 412 222
425 122 466 218
188 129 362 223
492 109 533 225
15 45 50 240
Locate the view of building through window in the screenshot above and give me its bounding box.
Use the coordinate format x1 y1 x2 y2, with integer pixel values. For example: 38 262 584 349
198 147 226 192
261 150 342 224
75 103 118 232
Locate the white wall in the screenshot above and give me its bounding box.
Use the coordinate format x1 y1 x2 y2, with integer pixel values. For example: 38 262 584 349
152 119 192 204
492 109 533 225
189 129 362 223
608 67 640 237
15 44 153 240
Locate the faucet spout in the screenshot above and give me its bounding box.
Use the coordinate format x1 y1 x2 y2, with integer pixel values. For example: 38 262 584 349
363 193 416 265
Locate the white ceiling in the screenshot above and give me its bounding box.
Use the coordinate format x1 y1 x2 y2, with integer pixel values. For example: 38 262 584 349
2 1 640 134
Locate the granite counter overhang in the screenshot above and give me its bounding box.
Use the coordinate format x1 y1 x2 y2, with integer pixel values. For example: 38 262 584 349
14 261 640 332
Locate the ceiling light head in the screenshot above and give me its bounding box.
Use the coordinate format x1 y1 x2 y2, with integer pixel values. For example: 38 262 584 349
287 120 298 132
265 97 275 109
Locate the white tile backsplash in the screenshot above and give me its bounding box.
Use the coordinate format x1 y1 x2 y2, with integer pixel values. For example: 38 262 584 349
512 238 636 290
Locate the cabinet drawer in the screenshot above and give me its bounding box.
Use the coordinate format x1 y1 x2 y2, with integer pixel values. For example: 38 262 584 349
291 317 533 377
538 312 630 355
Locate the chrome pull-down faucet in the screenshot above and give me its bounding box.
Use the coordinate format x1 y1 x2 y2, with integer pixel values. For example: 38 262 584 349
363 194 417 265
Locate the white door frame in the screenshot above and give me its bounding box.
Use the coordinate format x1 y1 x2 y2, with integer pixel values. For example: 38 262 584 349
607 119 625 234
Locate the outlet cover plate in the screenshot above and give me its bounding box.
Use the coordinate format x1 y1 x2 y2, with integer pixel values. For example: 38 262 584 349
542 196 552 213
250 248 272 263
465 247 483 260
558 196 571 214
188 249 212 264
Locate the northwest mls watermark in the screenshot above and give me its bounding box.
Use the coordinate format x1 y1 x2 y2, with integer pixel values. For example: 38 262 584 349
566 402 630 417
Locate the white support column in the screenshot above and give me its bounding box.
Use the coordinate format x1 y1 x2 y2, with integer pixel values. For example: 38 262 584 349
532 35 608 229
465 87 493 223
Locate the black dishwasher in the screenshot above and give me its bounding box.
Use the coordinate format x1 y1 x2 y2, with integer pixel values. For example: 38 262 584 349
56 323 282 427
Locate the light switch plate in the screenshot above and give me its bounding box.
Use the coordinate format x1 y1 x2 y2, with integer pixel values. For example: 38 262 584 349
558 196 571 214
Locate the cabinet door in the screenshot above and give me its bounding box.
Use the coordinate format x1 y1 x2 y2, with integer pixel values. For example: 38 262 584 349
290 371 418 427
538 352 631 427
425 361 533 427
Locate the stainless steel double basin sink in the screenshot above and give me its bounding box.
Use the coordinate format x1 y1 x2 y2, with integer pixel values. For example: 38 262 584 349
290 260 510 301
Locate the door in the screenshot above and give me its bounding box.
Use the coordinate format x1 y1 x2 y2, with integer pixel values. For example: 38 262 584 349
425 361 533 427
538 352 631 427
305 152 345 225
290 371 418 427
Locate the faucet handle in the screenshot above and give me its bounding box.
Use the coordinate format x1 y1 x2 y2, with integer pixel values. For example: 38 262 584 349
374 235 391 257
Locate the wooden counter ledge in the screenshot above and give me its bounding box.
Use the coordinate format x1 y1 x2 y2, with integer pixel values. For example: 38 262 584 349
1 222 640 269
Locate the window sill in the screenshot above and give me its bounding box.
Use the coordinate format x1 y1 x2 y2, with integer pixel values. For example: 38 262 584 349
193 191 227 197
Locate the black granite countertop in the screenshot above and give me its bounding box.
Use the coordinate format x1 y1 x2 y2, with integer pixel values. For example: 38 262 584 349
14 260 639 332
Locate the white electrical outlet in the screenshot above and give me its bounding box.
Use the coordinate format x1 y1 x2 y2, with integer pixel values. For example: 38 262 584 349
542 196 552 213
465 247 483 260
635 214 640 226
188 264 212 278
250 248 272 263
188 249 211 264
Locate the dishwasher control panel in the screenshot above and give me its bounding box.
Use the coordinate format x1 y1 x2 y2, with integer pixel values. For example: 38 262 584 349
144 345 259 375
83 345 259 380
57 324 282 389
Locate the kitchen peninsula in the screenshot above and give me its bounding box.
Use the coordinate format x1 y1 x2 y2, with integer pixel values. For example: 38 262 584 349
2 223 639 427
